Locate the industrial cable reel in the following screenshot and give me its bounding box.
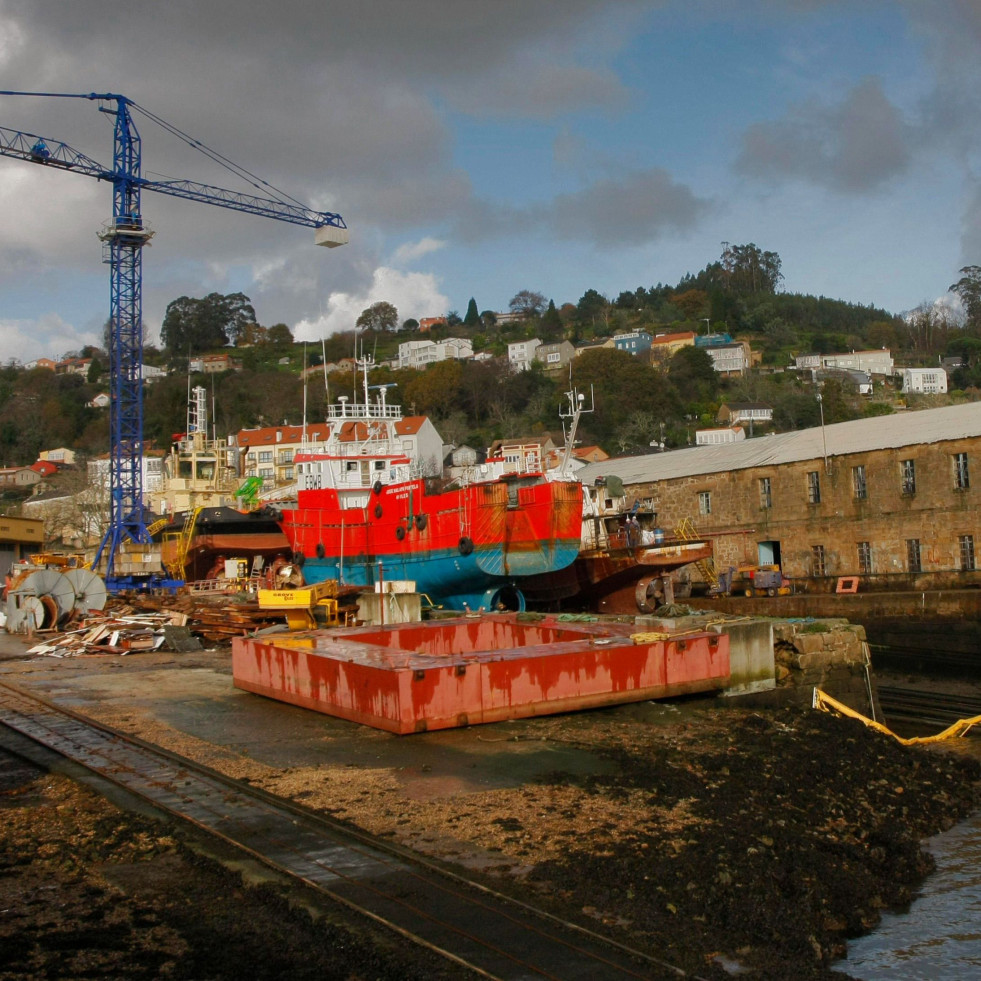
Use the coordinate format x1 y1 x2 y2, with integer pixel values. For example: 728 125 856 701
64 568 109 615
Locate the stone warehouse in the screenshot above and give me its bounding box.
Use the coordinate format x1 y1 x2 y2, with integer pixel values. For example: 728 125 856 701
578 402 981 589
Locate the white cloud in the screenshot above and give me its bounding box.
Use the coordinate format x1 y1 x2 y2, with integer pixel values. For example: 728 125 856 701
0 313 99 364
294 266 448 340
392 237 447 264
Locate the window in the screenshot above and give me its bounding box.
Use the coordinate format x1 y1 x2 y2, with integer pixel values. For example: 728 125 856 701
698 491 711 515
284 467 294 480
959 535 976 571
811 545 826 577
906 538 922 573
345 461 358 472
857 541 872 574
807 470 821 504
278 451 292 465
954 453 970 490
852 465 867 501
759 477 772 510
547 352 561 363
258 450 273 463
901 459 916 496
374 460 386 471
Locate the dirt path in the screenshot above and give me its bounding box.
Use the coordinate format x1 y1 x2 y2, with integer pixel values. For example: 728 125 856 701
1 634 979 979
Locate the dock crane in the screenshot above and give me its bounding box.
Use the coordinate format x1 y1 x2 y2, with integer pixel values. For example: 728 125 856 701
0 91 347 589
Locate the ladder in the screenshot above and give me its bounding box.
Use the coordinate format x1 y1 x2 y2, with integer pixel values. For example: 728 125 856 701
162 506 203 580
675 517 718 587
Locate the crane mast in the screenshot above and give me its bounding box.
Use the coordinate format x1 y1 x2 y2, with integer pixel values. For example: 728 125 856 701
0 91 348 587
99 96 153 571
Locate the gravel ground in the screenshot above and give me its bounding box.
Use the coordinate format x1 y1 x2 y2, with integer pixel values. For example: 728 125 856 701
1 634 980 979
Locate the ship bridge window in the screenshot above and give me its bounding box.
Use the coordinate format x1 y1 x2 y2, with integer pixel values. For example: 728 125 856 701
196 462 215 480
374 460 386 471
346 461 358 472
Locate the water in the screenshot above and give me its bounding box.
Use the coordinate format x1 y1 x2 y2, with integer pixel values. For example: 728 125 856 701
834 809 981 979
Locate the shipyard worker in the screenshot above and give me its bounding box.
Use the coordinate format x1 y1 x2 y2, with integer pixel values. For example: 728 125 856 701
625 516 638 547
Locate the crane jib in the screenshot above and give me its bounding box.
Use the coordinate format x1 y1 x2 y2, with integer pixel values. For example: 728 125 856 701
0 89 348 585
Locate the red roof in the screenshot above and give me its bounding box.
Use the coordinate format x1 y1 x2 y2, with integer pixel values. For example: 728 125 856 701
237 423 332 447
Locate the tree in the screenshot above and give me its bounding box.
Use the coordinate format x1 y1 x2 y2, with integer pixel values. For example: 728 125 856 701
508 290 547 319
356 301 398 333
402 318 419 331
404 359 463 417
463 298 480 327
666 346 719 402
949 266 981 330
576 289 609 329
160 292 256 356
671 289 709 321
720 242 783 294
267 323 294 348
539 299 562 340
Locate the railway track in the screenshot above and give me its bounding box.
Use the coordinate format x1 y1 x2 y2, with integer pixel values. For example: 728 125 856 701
877 685 981 732
0 680 702 981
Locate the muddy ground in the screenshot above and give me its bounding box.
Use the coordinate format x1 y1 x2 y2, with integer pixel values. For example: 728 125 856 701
1 637 980 980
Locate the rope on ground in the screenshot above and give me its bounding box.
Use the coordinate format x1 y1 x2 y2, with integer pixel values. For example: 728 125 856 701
812 688 981 745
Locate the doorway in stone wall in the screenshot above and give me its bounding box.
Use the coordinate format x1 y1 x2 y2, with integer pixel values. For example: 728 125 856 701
758 540 781 567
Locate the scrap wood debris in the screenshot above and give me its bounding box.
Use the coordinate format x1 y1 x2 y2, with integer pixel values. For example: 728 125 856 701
25 593 292 658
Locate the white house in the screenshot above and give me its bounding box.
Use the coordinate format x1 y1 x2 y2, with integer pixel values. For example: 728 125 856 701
717 403 773 426
397 337 474 370
696 426 746 446
507 338 541 372
902 367 948 395
822 349 894 376
705 343 750 376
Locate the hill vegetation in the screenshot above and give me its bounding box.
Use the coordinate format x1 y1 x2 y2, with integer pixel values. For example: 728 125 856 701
2 246 980 473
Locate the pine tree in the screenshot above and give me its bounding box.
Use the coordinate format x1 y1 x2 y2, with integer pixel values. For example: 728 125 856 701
463 297 480 327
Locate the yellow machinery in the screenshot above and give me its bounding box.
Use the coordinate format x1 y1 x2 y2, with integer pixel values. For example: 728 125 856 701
257 580 341 630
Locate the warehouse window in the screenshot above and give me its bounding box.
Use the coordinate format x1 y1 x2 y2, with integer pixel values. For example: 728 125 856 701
906 538 922 573
857 541 872 574
759 477 772 509
807 470 821 504
954 452 970 490
811 545 826 576
901 459 916 496
852 465 867 501
698 491 711 515
960 535 976 571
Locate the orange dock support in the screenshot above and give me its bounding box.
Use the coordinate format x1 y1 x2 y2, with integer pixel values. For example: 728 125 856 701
232 614 731 734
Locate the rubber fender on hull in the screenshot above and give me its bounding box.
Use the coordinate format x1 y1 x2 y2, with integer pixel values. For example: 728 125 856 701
441 585 526 614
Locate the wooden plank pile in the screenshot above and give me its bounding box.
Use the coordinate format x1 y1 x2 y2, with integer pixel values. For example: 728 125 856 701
25 592 295 657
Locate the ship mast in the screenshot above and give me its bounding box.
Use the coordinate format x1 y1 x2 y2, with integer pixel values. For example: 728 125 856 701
557 386 594 478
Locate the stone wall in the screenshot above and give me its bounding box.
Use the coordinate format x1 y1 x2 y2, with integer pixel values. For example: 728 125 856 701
630 433 980 583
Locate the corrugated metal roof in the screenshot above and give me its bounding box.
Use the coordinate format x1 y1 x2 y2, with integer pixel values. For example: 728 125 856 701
577 402 981 485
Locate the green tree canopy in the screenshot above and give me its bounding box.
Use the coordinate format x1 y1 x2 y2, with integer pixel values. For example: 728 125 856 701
508 290 547 319
463 298 480 327
356 301 398 333
949 266 981 330
160 292 256 357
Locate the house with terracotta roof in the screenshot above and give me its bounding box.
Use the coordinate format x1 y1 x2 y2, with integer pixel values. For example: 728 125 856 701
572 445 609 464
650 330 696 361
237 423 332 487
30 460 59 478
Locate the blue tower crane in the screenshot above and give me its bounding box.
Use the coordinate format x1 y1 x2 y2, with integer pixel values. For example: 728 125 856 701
0 91 347 588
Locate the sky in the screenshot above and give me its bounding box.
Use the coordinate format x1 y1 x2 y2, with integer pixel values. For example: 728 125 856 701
1 0 980 362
